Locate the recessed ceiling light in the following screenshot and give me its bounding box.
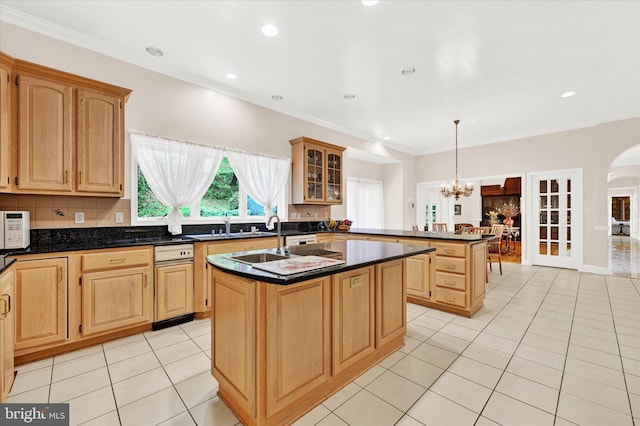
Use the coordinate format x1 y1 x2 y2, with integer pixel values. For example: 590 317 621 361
226 73 237 80
145 46 163 57
383 136 391 140
560 91 576 98
401 67 415 76
272 95 283 101
344 94 356 100
261 24 279 37
361 0 379 6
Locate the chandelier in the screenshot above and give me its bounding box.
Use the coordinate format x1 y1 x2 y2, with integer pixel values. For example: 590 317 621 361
441 119 474 200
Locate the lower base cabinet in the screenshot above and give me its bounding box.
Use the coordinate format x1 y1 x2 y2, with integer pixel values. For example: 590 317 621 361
0 269 15 402
81 266 152 336
14 257 68 352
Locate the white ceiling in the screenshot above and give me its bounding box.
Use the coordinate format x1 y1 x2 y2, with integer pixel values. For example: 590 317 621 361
1 0 639 160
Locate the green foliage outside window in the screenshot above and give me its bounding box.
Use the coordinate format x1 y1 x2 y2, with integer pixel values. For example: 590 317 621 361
200 158 239 217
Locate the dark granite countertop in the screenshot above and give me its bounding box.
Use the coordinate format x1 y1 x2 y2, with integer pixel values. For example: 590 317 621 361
207 240 435 285
326 228 491 242
0 255 16 275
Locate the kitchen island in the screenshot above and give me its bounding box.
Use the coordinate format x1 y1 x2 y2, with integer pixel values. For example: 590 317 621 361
207 240 434 426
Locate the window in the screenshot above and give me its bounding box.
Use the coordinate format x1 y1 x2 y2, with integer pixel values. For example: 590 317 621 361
346 178 384 228
133 156 285 224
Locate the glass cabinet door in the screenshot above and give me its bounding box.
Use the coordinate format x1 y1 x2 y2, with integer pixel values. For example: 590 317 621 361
305 148 324 201
326 149 342 203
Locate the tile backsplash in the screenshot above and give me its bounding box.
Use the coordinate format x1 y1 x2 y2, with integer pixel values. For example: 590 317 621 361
0 194 131 229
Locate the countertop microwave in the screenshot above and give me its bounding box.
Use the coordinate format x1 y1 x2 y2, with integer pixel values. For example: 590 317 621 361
1 211 30 250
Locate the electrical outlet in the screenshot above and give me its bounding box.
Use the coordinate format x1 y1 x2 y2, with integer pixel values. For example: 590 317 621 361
115 212 124 224
74 212 85 224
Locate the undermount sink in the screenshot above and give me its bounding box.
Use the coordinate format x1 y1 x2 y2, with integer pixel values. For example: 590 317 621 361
228 253 289 264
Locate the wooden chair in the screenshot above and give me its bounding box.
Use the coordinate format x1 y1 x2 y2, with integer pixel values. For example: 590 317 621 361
431 222 448 232
487 224 505 275
455 223 474 234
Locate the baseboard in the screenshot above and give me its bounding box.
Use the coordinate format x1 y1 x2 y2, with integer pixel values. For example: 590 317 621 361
580 265 611 275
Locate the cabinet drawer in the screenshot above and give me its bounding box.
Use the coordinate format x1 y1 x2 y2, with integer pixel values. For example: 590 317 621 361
435 256 466 274
82 249 151 271
435 271 466 290
434 287 467 309
435 243 465 257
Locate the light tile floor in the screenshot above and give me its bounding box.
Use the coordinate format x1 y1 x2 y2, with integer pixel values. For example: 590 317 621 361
8 263 640 426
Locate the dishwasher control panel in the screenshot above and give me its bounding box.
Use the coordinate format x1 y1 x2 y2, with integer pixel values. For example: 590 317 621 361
154 244 194 262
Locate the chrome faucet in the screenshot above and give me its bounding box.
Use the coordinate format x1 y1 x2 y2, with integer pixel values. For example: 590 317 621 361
224 215 231 236
267 214 283 253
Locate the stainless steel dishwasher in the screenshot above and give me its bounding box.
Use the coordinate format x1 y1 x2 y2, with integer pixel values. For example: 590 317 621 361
153 243 195 330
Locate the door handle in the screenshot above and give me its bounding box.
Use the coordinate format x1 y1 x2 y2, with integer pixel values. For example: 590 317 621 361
0 297 7 319
64 170 69 184
79 171 82 184
58 266 63 283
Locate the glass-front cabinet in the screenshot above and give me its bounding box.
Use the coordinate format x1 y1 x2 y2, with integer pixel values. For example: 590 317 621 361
290 137 345 205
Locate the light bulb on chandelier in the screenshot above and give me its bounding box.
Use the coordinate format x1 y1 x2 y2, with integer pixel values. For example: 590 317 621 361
441 120 474 200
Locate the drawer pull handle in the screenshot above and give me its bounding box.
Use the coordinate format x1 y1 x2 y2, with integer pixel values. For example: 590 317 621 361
109 258 126 264
58 266 63 282
445 264 456 269
0 296 7 319
143 273 148 287
444 249 456 254
445 295 456 302
79 171 82 184
64 170 68 184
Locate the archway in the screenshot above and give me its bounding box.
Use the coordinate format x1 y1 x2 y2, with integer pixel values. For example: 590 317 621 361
607 145 640 278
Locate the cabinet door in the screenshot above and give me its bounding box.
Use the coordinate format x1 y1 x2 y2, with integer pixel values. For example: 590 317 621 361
304 146 325 202
81 266 152 336
325 148 343 204
17 74 73 192
0 63 10 191
376 260 406 347
0 270 15 402
76 89 123 195
332 266 375 374
266 278 330 416
14 258 68 351
155 262 194 322
406 254 432 300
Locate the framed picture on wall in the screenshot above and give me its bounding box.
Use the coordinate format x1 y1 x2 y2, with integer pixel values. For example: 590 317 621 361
454 204 462 215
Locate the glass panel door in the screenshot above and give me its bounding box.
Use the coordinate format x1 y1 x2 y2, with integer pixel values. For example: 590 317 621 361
529 169 582 269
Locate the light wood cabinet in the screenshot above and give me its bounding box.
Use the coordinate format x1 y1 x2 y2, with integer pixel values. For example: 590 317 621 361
155 262 194 322
376 259 406 347
80 247 152 337
405 254 433 300
14 257 68 351
16 73 73 192
0 53 12 192
9 53 131 197
76 89 123 194
194 237 277 315
0 269 15 402
290 136 345 205
431 241 486 317
332 266 375 374
265 277 331 417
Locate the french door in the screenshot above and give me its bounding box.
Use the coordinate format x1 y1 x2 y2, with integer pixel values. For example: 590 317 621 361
528 169 583 269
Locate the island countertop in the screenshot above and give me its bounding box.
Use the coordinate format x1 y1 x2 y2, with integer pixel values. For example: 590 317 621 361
206 239 435 285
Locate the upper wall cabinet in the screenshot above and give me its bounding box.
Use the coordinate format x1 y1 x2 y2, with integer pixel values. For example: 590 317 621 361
0 53 13 192
290 136 345 205
2 52 131 197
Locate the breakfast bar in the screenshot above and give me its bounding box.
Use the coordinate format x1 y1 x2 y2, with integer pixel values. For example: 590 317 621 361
207 240 434 426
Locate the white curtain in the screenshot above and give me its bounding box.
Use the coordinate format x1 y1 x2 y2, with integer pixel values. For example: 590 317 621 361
347 178 384 228
130 131 223 235
227 151 290 228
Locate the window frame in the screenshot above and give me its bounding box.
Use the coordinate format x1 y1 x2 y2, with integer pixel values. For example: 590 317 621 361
130 147 288 226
